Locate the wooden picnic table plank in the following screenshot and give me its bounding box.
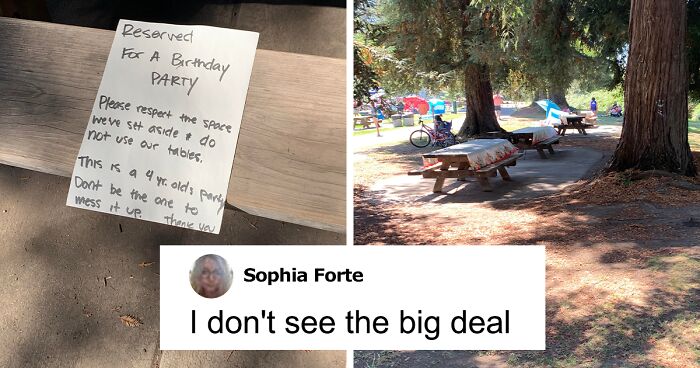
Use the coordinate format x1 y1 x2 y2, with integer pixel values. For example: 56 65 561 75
555 123 597 136
474 152 522 173
0 16 345 233
422 139 511 158
353 116 371 129
407 162 443 175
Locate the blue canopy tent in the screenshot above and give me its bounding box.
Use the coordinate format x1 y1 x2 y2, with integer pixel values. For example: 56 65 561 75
535 99 594 133
429 98 446 115
535 99 563 119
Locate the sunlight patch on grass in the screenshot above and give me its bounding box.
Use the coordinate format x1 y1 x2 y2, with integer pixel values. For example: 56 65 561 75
647 316 700 368
646 255 700 292
497 118 537 131
689 133 700 150
353 125 391 136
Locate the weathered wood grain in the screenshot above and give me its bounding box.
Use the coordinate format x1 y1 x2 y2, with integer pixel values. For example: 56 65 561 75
0 17 346 233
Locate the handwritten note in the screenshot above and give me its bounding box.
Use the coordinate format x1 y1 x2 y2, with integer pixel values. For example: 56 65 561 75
66 20 259 234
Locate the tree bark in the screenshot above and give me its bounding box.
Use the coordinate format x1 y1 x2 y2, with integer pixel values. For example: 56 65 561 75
457 63 504 137
455 0 503 137
527 90 547 108
548 88 569 110
533 89 547 101
609 0 697 176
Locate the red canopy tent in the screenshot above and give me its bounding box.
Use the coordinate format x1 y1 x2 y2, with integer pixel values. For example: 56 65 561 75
402 96 430 115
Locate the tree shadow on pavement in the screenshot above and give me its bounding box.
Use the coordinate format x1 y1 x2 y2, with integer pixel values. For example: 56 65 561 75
0 165 344 368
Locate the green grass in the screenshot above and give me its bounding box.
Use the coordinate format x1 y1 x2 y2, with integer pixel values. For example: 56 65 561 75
646 255 700 292
352 113 466 136
690 121 700 150
691 103 700 120
353 124 396 136
690 121 700 134
585 116 699 149
498 120 539 131
567 88 700 149
568 87 625 112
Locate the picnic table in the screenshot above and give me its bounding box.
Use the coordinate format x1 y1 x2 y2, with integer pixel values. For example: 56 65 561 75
554 113 598 135
510 126 560 158
408 139 524 193
0 16 345 233
353 116 371 129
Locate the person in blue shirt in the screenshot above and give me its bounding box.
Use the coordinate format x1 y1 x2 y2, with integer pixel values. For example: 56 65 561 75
369 100 382 137
590 97 598 115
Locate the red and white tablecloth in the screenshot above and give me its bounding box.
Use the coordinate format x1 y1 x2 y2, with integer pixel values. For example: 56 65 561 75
422 139 520 170
511 126 558 144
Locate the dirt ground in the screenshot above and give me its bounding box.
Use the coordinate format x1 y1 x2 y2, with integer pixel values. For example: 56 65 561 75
353 127 700 367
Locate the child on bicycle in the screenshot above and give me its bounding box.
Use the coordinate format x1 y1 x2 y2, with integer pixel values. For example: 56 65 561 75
434 115 452 134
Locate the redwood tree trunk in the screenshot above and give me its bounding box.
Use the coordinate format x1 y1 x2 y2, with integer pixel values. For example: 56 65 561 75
548 88 569 110
458 63 504 137
533 89 547 101
528 90 547 108
609 0 696 176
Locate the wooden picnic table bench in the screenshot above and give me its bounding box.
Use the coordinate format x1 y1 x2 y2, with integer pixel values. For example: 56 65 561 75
510 126 560 159
353 116 371 129
0 16 345 233
554 115 598 136
408 139 524 193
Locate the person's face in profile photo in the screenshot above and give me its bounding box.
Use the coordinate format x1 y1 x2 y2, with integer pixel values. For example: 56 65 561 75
190 254 232 298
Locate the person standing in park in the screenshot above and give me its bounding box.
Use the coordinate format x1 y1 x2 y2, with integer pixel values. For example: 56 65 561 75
370 100 382 137
493 92 503 121
590 97 598 116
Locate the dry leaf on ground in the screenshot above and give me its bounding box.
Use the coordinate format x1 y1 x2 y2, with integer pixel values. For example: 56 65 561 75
119 314 142 327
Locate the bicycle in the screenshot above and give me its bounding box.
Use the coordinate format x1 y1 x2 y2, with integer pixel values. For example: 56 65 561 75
409 118 456 148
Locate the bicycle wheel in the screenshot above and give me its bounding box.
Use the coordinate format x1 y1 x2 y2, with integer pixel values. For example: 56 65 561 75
410 130 432 148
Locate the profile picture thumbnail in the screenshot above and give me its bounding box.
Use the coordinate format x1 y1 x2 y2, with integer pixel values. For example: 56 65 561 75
189 254 233 298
